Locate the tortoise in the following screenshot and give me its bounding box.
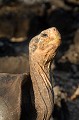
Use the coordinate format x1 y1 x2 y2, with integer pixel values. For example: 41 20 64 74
0 27 61 120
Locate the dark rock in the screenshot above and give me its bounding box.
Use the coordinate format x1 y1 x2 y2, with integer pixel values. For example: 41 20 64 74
60 29 79 64
65 0 79 7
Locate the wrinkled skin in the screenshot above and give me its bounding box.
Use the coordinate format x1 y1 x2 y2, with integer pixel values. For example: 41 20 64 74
29 27 61 120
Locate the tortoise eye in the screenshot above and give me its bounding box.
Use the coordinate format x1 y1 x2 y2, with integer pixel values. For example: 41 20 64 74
41 33 48 37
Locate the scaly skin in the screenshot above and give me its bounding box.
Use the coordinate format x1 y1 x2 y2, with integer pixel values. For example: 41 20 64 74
29 27 61 120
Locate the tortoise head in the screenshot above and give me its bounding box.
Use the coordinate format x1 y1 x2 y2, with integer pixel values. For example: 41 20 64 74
29 27 61 64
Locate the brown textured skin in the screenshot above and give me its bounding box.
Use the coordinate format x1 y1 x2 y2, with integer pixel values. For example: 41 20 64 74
29 27 61 120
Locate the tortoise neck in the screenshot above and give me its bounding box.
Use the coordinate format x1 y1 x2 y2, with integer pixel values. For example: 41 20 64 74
29 57 53 119
30 57 52 90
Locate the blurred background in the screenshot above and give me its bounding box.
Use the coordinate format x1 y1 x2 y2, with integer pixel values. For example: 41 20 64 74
0 0 79 120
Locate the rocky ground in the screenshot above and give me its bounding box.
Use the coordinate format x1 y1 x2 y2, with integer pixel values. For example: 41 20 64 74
0 0 79 120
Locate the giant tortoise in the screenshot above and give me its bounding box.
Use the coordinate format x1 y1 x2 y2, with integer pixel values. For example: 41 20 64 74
0 27 61 120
